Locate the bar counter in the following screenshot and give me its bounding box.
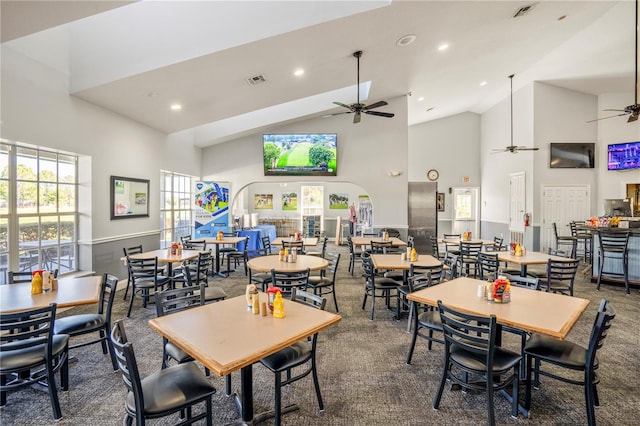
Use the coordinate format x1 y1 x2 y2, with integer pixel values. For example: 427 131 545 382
589 226 640 285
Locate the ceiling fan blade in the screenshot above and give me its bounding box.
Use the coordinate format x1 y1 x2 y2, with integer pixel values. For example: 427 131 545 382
333 101 353 110
587 112 629 123
363 100 388 110
515 146 539 151
365 110 394 118
602 108 627 112
322 111 352 118
353 112 361 124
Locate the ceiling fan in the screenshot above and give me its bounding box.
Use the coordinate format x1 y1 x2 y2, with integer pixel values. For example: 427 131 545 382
325 50 394 124
588 0 640 123
492 74 539 154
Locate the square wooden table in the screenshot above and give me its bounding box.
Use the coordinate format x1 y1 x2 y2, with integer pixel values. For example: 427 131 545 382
272 237 318 247
407 276 589 339
122 248 203 278
350 236 407 248
0 276 102 314
492 250 575 277
148 294 341 424
370 254 442 271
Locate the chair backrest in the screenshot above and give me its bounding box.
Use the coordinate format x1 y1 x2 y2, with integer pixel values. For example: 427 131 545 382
183 239 207 250
123 245 143 257
492 236 504 251
347 236 356 255
502 273 540 291
443 233 461 240
7 271 33 284
194 250 214 284
545 258 580 295
319 236 328 257
477 252 499 281
597 230 630 252
407 235 415 248
552 222 562 239
459 242 483 262
547 247 570 257
406 272 432 293
323 252 341 283
361 254 375 282
270 268 310 295
291 287 326 311
155 283 205 317
585 299 615 371
438 300 498 363
409 263 444 286
180 235 192 245
429 236 441 259
281 240 304 253
379 228 401 238
100 274 119 323
0 303 57 372
261 236 273 255
443 252 458 280
370 240 393 254
127 256 161 282
110 320 145 421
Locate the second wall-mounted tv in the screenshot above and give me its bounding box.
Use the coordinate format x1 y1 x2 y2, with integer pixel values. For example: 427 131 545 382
263 133 337 176
608 141 640 171
549 143 595 168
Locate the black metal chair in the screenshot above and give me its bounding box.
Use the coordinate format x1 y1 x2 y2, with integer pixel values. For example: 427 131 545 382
379 228 401 238
182 252 227 303
477 252 499 281
259 288 327 426
281 239 305 255
182 239 207 250
361 254 400 320
347 236 362 276
524 299 615 426
0 303 69 420
553 222 577 258
442 234 461 255
53 273 119 370
306 236 328 258
458 241 483 277
544 258 580 296
125 256 171 317
305 252 340 312
570 221 592 263
595 230 630 294
261 235 273 255
110 320 216 426
155 284 205 369
122 245 144 300
369 240 393 254
226 237 250 275
442 252 458 281
429 236 443 260
7 271 32 284
433 301 521 424
270 268 310 297
397 263 444 323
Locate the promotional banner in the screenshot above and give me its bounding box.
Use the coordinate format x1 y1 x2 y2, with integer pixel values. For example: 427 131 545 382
194 182 230 238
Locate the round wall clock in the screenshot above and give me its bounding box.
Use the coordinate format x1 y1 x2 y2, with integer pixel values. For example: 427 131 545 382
427 169 439 181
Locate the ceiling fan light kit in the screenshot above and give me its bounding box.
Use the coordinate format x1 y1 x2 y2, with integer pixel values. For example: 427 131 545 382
326 50 395 124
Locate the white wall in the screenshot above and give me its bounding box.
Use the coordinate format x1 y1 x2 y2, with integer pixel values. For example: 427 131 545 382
200 95 408 228
408 112 480 235
1 46 202 246
533 82 599 219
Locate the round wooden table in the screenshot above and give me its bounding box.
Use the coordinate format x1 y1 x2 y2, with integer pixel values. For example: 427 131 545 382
247 254 329 273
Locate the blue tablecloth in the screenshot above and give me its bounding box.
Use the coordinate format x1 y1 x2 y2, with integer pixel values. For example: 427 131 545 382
253 225 277 246
236 229 261 256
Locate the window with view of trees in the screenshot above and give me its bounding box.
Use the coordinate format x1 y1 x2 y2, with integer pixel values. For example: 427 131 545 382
0 143 78 284
160 171 193 248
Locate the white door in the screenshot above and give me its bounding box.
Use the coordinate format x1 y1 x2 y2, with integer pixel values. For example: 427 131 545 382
510 172 526 233
541 185 590 252
452 188 479 237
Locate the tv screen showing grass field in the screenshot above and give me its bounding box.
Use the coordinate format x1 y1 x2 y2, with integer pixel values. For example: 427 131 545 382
263 133 337 176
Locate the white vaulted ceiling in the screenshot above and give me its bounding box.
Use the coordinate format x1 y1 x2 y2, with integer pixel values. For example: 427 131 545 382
1 1 635 147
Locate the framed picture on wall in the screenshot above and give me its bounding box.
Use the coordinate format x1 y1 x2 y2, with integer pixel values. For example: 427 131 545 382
254 194 273 209
329 193 348 209
110 176 150 220
437 192 445 212
282 192 297 210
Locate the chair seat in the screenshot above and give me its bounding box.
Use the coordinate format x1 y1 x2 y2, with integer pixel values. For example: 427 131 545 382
135 276 170 288
0 334 69 372
524 333 594 370
54 313 104 335
307 276 332 287
417 310 443 328
366 277 399 290
164 342 192 364
202 286 227 302
451 345 521 372
125 362 216 416
260 341 311 372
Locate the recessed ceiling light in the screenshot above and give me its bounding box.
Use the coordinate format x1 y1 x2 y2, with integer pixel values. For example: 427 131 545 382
396 34 417 47
480 81 487 86
417 97 425 102
170 104 182 111
437 43 449 51
294 68 305 77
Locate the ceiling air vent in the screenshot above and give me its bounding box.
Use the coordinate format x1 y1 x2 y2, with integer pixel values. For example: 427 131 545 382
513 3 537 18
247 75 267 85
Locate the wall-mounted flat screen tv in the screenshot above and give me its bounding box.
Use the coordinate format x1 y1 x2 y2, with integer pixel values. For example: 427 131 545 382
549 143 595 168
263 133 337 176
607 141 640 171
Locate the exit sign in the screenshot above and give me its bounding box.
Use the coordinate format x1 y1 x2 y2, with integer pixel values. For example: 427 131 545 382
462 177 471 183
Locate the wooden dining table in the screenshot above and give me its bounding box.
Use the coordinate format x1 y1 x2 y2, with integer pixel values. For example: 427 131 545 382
247 254 329 273
350 236 408 248
0 275 102 314
202 236 246 277
408 276 589 417
122 248 203 280
272 237 318 247
148 294 342 424
492 250 576 276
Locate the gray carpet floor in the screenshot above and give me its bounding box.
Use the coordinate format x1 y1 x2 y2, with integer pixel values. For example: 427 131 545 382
1 243 639 425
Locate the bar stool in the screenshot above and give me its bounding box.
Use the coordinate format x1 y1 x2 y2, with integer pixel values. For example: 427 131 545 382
553 222 576 258
570 221 592 263
596 230 630 294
